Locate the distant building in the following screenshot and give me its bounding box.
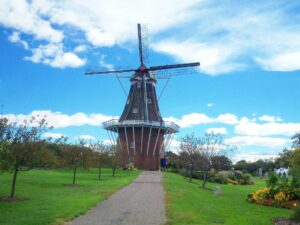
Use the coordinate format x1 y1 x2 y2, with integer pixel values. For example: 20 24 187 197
274 168 289 177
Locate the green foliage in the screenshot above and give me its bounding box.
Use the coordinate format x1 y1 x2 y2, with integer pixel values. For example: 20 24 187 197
209 170 254 185
242 173 254 185
0 168 141 225
266 171 289 189
291 149 300 186
291 205 300 222
292 132 300 149
234 159 276 175
249 171 300 209
275 148 293 168
163 172 291 225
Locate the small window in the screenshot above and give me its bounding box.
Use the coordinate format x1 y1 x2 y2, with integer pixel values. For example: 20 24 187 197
129 141 135 149
147 98 152 104
126 100 130 105
137 82 141 88
133 108 138 113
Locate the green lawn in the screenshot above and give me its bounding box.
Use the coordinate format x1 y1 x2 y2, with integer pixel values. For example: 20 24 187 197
163 172 292 225
0 168 140 225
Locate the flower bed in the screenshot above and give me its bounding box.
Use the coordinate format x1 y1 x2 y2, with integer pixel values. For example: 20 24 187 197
248 187 300 209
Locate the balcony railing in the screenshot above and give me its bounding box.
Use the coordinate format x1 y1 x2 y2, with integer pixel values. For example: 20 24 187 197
103 119 179 133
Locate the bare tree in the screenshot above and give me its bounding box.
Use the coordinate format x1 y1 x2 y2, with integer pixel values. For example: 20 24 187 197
179 133 235 189
197 133 235 189
179 133 199 182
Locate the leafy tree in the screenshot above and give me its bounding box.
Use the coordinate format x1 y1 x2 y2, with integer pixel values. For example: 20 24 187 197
90 141 108 180
290 148 300 187
292 132 300 148
0 116 49 198
109 144 120 177
275 148 293 168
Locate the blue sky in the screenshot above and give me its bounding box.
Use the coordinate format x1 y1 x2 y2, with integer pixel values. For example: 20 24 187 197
1 0 300 162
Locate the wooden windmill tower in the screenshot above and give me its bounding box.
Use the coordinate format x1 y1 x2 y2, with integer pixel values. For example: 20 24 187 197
86 24 200 170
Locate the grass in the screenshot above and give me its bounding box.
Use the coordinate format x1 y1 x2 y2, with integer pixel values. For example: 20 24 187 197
0 168 140 225
163 172 292 225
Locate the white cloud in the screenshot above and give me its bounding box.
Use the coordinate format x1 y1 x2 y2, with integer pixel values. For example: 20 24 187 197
152 40 243 75
206 127 227 135
165 112 238 128
77 135 95 140
235 121 300 136
255 52 300 72
206 103 214 107
99 54 114 70
165 113 213 128
215 113 239 125
259 115 282 123
0 0 63 43
86 29 115 47
225 136 289 148
49 52 86 68
4 110 118 128
43 132 65 139
2 1 300 73
25 43 86 68
8 31 28 49
74 45 87 53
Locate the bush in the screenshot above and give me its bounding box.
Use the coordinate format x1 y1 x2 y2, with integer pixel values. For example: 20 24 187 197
291 205 300 222
234 170 244 180
248 186 300 209
124 163 137 171
214 171 231 184
241 173 254 185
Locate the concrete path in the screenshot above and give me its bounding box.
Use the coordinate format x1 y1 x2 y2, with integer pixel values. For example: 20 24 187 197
68 171 166 225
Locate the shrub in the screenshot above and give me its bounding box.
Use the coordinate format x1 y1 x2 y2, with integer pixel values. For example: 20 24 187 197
234 170 244 180
291 205 300 222
227 178 238 185
124 163 136 171
248 187 300 209
291 149 300 187
241 173 254 185
214 171 231 184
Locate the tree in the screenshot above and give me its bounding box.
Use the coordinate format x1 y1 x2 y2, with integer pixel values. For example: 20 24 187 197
0 116 49 198
197 133 235 188
109 144 120 177
292 132 300 148
179 133 235 189
275 148 293 168
290 148 300 187
179 133 199 182
90 141 108 180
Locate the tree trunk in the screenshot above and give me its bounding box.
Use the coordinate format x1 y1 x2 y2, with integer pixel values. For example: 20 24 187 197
73 159 77 185
10 165 18 198
189 167 193 182
112 167 116 177
202 171 208 188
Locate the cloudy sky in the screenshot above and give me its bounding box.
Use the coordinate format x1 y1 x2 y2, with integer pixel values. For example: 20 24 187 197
1 0 300 162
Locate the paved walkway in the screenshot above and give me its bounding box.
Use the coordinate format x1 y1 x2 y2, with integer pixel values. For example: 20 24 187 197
68 171 166 225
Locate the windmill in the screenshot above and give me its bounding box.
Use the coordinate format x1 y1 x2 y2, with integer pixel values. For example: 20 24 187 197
86 24 200 170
